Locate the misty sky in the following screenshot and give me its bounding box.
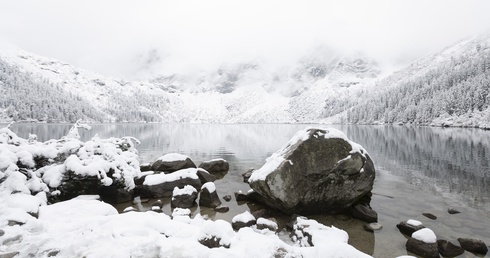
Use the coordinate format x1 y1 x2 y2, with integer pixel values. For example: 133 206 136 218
1 0 490 79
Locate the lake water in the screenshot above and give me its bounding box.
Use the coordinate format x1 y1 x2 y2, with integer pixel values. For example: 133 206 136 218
5 123 490 257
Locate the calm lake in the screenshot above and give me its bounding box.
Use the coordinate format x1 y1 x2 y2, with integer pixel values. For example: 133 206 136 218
5 123 490 257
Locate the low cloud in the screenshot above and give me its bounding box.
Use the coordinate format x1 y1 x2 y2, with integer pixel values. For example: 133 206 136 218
1 0 490 79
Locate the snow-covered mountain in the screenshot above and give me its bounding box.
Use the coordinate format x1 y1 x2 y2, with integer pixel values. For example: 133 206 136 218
1 34 489 126
0 41 383 123
344 34 490 128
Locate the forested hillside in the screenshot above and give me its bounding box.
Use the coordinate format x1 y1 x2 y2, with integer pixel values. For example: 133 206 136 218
0 59 106 122
343 35 490 128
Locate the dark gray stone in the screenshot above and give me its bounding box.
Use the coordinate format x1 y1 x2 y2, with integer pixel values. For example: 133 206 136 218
351 203 378 223
198 236 229 249
406 238 440 258
242 168 254 182
198 159 229 174
151 155 196 172
457 238 488 255
248 128 375 215
437 239 465 257
223 195 232 202
448 208 461 214
199 183 222 208
396 221 425 236
252 209 271 219
423 213 437 220
196 168 216 184
234 192 248 202
171 186 198 208
214 206 229 213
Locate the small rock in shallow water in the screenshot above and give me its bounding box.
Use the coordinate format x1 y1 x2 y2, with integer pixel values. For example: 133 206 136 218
437 239 465 257
457 238 488 255
448 208 461 214
396 220 425 236
422 213 437 220
223 195 232 202
406 238 439 258
214 206 229 213
242 168 254 182
234 192 248 202
363 222 383 232
351 203 378 223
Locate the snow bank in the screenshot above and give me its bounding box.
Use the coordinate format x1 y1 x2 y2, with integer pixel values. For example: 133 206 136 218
249 127 368 182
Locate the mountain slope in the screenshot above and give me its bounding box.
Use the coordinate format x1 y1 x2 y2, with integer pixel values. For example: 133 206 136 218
0 42 382 123
341 34 490 128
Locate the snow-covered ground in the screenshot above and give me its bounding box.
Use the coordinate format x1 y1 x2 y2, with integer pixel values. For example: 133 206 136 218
0 123 372 257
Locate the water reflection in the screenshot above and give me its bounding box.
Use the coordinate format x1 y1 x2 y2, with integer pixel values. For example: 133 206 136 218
340 125 490 213
4 123 490 257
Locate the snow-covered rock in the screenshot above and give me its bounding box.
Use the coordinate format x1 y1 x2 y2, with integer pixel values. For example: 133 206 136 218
151 153 196 172
249 127 375 214
232 211 257 230
140 168 202 198
199 182 221 208
171 185 198 208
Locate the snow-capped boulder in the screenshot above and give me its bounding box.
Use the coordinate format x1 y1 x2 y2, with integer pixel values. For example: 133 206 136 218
198 159 229 174
151 153 196 172
405 228 439 258
248 128 375 214
256 218 278 232
171 185 198 208
232 211 256 230
397 219 425 236
199 182 221 208
140 168 202 198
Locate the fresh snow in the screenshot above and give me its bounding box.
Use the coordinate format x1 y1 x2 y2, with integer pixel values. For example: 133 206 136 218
232 211 256 223
201 182 216 193
143 168 199 186
406 219 423 227
156 153 189 162
0 123 373 258
249 127 368 182
412 228 437 244
172 185 197 196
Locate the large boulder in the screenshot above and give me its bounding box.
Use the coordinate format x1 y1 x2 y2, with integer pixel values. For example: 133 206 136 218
151 153 196 172
248 128 375 214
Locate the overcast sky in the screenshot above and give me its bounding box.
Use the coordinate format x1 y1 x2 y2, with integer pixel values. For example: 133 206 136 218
1 0 490 79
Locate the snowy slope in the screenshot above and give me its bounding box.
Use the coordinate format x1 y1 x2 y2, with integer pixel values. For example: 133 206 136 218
0 41 383 123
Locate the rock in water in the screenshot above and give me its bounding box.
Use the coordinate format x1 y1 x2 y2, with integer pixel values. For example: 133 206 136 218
151 153 196 172
198 159 229 174
248 128 375 214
